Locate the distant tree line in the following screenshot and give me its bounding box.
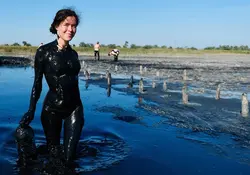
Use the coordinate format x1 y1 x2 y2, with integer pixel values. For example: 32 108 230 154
3 41 32 46
2 40 250 51
204 45 249 51
78 41 198 50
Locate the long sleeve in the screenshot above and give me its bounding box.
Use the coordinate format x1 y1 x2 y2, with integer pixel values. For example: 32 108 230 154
28 48 44 112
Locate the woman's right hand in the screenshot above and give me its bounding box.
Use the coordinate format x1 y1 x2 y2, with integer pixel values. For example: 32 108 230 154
19 110 35 126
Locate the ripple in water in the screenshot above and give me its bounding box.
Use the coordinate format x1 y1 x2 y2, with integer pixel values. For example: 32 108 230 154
76 131 130 173
1 128 130 174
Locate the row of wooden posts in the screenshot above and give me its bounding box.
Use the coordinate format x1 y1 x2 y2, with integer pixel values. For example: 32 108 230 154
80 61 249 117
140 65 248 117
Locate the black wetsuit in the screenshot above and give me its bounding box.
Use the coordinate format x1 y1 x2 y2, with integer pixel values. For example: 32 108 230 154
20 40 84 163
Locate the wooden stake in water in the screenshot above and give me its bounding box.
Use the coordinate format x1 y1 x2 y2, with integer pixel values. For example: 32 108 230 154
106 70 109 79
144 67 147 73
115 65 118 72
215 84 221 100
163 80 167 91
140 65 143 74
128 75 134 88
183 69 187 81
182 84 188 104
241 93 249 117
152 81 156 88
85 70 90 80
80 61 85 72
130 75 134 84
107 72 111 86
156 71 160 77
139 78 144 93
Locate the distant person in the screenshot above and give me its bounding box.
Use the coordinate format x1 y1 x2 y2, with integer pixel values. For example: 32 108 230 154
19 8 84 173
108 49 120 61
94 42 100 60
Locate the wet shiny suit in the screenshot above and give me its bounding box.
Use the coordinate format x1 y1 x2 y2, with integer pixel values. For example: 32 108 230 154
21 40 84 164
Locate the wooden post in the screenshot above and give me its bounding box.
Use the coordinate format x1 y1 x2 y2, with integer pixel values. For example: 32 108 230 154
182 84 188 104
115 65 118 72
241 93 249 117
183 69 187 81
144 66 147 73
152 81 156 88
106 70 109 79
215 84 221 100
139 78 144 93
130 75 134 84
156 71 160 77
80 60 85 72
128 75 134 88
85 70 90 80
107 72 111 86
140 65 143 74
163 80 167 91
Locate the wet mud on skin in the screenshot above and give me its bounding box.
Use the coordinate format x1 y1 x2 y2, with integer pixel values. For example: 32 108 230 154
1 54 250 174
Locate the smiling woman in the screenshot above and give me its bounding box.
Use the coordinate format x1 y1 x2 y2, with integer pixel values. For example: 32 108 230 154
18 8 84 174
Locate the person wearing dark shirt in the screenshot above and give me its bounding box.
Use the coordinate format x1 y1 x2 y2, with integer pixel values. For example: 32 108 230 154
19 8 84 169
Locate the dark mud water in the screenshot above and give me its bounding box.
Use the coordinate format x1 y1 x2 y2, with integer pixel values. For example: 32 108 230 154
1 63 250 174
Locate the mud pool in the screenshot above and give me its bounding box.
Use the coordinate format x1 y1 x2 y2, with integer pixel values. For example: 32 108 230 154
1 64 250 175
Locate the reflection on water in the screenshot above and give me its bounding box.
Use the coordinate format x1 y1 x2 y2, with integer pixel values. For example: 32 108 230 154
1 66 250 175
107 85 111 97
85 80 89 90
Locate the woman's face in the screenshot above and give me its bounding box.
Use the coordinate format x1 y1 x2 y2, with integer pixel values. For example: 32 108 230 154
56 16 77 42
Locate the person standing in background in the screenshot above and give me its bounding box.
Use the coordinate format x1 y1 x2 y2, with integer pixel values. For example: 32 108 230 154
94 41 100 60
108 49 120 61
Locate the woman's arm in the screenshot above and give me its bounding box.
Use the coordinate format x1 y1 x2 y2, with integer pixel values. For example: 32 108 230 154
20 48 44 126
29 48 44 111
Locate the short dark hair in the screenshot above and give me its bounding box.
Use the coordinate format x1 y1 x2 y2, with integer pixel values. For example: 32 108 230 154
50 8 80 34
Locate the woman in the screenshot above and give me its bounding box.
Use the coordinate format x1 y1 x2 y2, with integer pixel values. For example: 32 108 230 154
19 8 84 165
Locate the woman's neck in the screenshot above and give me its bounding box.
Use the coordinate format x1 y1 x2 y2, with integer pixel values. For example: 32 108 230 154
57 38 69 49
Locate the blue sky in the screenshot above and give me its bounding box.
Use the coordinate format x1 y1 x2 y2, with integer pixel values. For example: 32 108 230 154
1 0 250 48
